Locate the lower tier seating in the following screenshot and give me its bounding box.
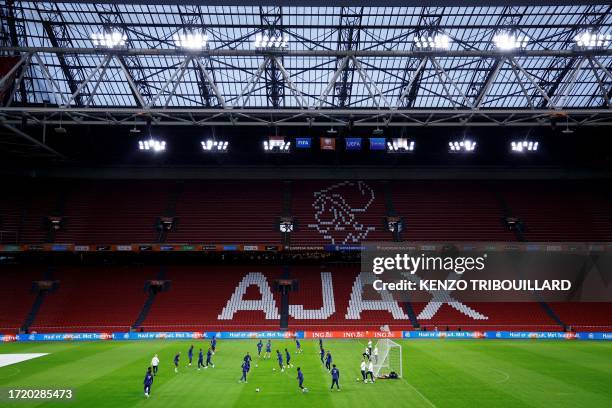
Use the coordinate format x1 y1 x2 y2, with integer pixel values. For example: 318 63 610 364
2 265 608 333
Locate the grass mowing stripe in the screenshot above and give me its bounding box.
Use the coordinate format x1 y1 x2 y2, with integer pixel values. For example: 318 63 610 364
0 340 610 407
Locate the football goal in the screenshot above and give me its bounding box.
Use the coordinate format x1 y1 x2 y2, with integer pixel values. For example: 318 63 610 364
372 338 403 378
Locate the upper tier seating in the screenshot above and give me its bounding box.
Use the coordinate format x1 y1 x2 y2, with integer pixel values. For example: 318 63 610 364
1 180 610 245
165 181 283 244
391 180 516 242
503 182 612 242
290 181 392 246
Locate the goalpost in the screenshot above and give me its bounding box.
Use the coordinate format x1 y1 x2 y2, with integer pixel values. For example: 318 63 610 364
372 338 403 378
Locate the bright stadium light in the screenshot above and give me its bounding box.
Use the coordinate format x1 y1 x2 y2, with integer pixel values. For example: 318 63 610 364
201 139 228 152
174 32 208 50
449 139 476 153
387 138 415 153
493 31 529 50
574 31 611 48
253 33 289 49
414 34 450 50
138 138 166 152
511 140 539 153
263 137 290 153
90 31 126 48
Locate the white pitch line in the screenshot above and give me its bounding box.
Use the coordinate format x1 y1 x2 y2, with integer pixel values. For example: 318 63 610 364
0 353 48 368
402 378 438 408
491 368 510 384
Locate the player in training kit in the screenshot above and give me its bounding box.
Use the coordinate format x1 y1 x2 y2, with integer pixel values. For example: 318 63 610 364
330 364 340 391
285 348 292 368
244 352 251 364
205 348 214 368
296 367 305 391
276 350 284 372
144 367 154 398
360 359 367 383
211 336 217 354
366 360 375 383
319 338 323 350
239 360 250 383
367 340 373 356
320 347 325 363
257 340 263 357
325 351 332 371
295 338 302 354
265 340 272 359
373 346 379 363
188 345 194 367
197 349 204 370
363 346 371 361
151 354 159 376
174 352 180 373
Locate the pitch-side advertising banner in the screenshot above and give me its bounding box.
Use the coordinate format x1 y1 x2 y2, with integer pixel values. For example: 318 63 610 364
4 331 611 342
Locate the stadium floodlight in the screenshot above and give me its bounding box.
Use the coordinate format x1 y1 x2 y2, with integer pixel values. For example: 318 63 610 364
90 31 127 48
138 138 166 152
449 139 476 153
263 137 290 153
387 138 415 153
511 140 539 153
414 34 451 50
174 32 208 50
253 33 289 49
574 31 611 48
201 139 228 152
493 31 529 50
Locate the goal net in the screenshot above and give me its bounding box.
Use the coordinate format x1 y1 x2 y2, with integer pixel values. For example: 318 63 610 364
372 338 402 378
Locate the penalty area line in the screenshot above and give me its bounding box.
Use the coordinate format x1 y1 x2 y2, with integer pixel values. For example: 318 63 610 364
401 378 437 408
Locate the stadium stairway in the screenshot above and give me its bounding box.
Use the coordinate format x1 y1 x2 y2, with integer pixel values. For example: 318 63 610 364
21 266 55 333
383 181 401 242
403 302 420 329
501 190 566 330
133 266 167 330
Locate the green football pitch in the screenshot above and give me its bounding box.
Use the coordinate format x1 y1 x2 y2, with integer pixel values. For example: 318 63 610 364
0 339 611 407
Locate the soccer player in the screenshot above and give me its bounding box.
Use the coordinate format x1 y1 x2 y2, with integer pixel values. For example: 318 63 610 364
211 336 217 354
320 347 325 364
330 364 340 391
295 338 302 354
265 340 272 359
366 360 375 383
296 367 305 391
205 347 214 368
188 344 194 367
144 367 154 398
325 351 332 371
244 352 252 365
174 352 180 373
373 346 379 363
197 349 204 370
285 348 292 368
276 349 284 372
151 354 159 376
363 346 371 361
367 339 373 356
239 360 250 383
319 338 323 351
360 359 367 383
257 339 263 357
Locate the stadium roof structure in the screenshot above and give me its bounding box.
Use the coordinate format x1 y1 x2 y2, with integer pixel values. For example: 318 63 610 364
0 1 611 147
